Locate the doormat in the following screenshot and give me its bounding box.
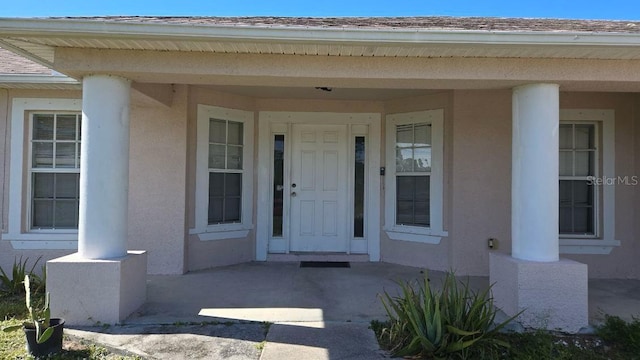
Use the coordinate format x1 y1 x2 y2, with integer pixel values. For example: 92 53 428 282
300 261 351 268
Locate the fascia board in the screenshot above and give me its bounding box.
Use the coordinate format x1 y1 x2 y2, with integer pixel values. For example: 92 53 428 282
0 74 79 84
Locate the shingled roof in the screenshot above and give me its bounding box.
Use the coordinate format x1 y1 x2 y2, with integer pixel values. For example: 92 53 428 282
48 16 640 33
0 47 51 74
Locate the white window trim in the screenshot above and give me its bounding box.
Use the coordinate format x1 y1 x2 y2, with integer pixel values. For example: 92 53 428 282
192 104 254 240
559 109 619 254
3 98 81 250
384 109 447 244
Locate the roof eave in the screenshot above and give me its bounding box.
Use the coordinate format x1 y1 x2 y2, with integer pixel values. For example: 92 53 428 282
1 17 640 48
0 74 79 85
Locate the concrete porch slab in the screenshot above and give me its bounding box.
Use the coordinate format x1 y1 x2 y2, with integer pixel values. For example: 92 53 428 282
126 262 459 325
62 262 640 360
122 262 640 328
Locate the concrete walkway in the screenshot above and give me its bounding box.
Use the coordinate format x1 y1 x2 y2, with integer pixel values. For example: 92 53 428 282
64 262 640 359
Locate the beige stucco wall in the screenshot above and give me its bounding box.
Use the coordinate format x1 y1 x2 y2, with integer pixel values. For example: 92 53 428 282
128 85 189 275
449 90 513 275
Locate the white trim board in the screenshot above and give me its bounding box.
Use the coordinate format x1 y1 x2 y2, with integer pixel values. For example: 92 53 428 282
4 98 81 249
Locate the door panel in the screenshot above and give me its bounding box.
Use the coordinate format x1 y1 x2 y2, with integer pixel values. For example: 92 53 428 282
290 124 348 252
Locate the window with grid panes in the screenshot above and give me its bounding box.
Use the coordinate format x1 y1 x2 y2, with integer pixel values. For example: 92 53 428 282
395 122 431 227
559 123 596 236
30 113 81 229
208 119 243 224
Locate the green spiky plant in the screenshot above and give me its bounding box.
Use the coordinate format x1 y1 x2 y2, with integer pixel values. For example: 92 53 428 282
0 256 42 295
1 275 54 344
379 271 522 359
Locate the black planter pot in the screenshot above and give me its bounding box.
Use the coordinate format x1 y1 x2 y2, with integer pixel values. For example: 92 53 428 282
23 318 65 358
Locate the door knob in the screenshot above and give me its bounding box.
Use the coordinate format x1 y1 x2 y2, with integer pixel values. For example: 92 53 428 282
291 192 297 197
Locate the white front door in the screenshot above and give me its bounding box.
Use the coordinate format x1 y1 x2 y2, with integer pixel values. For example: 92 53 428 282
290 124 348 252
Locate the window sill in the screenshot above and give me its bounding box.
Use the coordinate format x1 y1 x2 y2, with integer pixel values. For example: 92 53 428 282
384 226 448 244
2 232 78 250
189 225 253 241
559 239 621 255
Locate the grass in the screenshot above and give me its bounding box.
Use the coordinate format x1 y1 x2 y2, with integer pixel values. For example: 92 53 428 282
1 291 142 359
372 319 640 359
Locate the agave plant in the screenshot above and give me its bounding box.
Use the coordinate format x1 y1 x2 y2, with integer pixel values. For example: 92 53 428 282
0 256 42 295
380 271 521 359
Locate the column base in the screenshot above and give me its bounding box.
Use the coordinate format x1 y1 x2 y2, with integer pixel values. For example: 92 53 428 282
489 253 588 333
47 251 147 326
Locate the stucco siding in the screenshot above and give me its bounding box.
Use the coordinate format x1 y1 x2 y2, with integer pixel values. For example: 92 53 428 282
187 234 254 271
128 85 189 275
450 90 513 276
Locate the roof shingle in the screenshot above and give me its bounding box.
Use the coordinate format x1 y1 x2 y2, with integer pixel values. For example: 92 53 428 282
47 16 640 33
0 48 51 74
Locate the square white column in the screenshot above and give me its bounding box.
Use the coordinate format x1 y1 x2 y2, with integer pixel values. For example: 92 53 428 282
490 253 588 332
48 251 147 325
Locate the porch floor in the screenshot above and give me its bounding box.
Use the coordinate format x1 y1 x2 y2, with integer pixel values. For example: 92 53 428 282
127 261 640 326
65 262 640 359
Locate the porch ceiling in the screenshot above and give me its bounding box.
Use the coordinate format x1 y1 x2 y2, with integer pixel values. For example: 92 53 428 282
200 85 441 101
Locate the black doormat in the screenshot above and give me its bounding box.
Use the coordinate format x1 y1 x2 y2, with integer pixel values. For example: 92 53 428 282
300 261 351 268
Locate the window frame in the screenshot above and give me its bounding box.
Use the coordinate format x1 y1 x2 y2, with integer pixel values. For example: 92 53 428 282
28 112 82 231
193 105 254 241
559 109 620 254
558 121 598 238
4 98 82 250
384 109 446 244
